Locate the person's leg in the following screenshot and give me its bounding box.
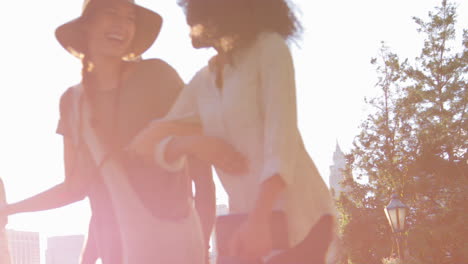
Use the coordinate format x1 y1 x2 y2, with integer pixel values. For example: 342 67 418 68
92 218 122 264
80 235 98 264
80 218 99 264
267 214 334 264
98 231 122 264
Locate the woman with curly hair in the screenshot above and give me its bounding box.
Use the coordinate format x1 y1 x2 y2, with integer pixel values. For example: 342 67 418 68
131 0 337 263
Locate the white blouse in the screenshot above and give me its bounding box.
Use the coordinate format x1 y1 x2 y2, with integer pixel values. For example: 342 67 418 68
157 32 336 247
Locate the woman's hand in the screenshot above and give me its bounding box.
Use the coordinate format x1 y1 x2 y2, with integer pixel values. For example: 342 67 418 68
128 120 202 158
228 215 272 261
174 135 248 175
228 176 286 260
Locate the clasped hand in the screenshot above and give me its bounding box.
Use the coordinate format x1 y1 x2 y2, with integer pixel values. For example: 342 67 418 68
178 135 248 175
128 120 202 158
228 215 273 261
127 120 248 174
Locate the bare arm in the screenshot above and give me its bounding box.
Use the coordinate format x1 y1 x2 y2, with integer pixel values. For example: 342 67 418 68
129 120 202 160
1 138 88 216
165 135 247 175
3 184 83 216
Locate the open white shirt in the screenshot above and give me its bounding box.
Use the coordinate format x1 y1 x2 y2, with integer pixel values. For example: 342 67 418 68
156 32 336 247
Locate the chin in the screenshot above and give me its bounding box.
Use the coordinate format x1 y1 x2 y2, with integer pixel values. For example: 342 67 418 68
102 47 131 58
100 51 126 60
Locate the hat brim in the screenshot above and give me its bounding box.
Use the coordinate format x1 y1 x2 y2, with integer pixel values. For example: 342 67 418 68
55 2 162 60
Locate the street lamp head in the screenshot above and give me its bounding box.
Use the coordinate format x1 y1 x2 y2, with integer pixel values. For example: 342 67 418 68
384 194 408 233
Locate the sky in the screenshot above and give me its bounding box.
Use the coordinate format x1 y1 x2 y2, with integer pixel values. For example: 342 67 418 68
0 0 466 257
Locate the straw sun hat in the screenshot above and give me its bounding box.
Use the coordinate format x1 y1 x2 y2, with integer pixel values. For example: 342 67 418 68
55 0 162 60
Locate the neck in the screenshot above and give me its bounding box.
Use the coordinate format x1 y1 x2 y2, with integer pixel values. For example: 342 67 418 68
214 42 229 55
88 55 124 92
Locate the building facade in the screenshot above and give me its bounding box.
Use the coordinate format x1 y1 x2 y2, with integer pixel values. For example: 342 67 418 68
329 143 348 199
46 235 85 264
6 230 40 264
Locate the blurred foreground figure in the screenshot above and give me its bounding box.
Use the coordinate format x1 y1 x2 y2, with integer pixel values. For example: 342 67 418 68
0 0 213 263
130 0 338 263
0 178 11 264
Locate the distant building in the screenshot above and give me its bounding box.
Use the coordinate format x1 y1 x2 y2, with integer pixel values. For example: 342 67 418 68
0 229 11 264
329 142 348 199
46 235 85 264
6 230 40 264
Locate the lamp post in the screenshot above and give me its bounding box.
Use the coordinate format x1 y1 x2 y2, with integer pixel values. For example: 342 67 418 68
384 194 408 260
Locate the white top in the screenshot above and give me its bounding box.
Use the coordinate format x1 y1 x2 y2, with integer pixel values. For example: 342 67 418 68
157 32 336 247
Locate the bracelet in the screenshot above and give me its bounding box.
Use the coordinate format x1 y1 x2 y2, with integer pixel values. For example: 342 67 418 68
154 136 187 172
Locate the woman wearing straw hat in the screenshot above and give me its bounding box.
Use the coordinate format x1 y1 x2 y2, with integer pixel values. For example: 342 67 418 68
0 0 211 263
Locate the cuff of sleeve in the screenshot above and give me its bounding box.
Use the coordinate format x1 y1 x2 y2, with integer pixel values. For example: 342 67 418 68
260 160 292 185
154 136 187 172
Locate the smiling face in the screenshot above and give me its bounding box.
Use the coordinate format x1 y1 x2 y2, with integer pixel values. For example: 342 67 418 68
84 2 136 60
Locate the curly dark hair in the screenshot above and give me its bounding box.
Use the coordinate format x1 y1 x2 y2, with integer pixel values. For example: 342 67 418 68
178 0 302 47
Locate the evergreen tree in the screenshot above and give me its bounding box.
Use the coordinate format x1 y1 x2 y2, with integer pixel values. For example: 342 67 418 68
337 1 467 263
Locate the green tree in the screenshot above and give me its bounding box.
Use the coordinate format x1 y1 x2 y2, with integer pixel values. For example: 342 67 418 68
336 1 467 263
400 1 467 262
336 41 410 264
